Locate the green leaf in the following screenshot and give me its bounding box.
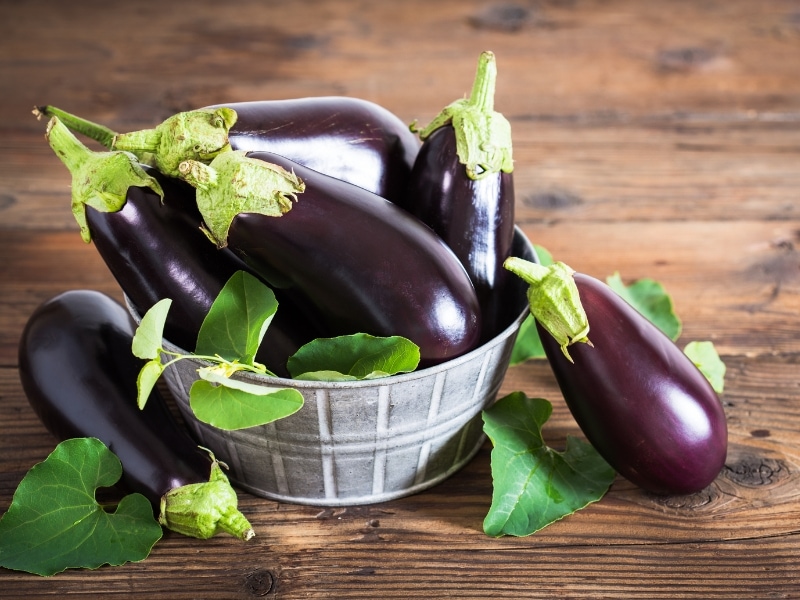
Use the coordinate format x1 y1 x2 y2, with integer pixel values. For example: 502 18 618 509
287 333 420 381
684 340 726 393
195 271 278 365
198 365 283 395
0 438 162 576
606 272 682 341
482 392 615 537
509 314 544 365
132 298 172 359
136 359 165 409
533 244 554 267
189 380 304 430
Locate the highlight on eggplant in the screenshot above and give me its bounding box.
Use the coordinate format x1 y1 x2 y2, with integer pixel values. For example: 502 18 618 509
34 95 420 204
405 51 516 340
178 149 483 367
505 257 728 495
17 289 255 541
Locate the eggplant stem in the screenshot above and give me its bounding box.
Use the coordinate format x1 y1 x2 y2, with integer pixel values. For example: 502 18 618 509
36 105 239 179
467 50 497 113
45 117 163 243
35 105 118 149
44 115 93 173
415 50 513 178
159 460 255 541
504 257 592 359
182 153 304 248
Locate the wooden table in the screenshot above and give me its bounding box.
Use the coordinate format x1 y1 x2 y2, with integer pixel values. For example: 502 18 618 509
2 1 799 597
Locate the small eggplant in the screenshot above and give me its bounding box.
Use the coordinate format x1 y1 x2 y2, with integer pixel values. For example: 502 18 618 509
18 289 254 540
405 52 515 340
45 116 318 376
36 96 420 205
505 258 728 495
179 150 483 367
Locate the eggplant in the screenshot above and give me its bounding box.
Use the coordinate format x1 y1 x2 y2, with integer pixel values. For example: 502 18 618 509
45 117 319 376
405 52 515 340
17 289 254 540
534 271 728 495
206 97 419 204
36 96 420 204
180 150 483 367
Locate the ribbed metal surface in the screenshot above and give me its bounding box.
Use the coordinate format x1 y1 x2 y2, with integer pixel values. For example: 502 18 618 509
148 229 536 506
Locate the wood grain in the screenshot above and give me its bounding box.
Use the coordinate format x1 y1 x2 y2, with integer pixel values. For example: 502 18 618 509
1 0 799 598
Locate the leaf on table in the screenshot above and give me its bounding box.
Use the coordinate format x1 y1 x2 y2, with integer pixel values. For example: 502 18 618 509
287 333 420 380
0 438 162 576
482 392 615 537
684 340 726 393
195 270 278 365
189 379 304 430
132 298 172 359
606 272 682 341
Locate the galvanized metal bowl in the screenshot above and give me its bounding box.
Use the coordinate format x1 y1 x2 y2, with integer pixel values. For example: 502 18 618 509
135 227 536 506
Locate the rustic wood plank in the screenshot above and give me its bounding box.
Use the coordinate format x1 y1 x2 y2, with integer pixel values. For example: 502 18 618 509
2 0 800 596
2 353 800 597
3 0 800 125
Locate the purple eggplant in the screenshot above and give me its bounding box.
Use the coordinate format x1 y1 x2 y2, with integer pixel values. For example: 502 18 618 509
534 272 728 495
36 96 420 204
206 97 419 204
18 289 254 540
180 150 483 367
45 116 319 376
405 52 515 340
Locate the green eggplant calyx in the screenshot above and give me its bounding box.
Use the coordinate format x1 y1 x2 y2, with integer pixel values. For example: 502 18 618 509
415 50 513 179
504 257 592 362
114 107 237 178
159 456 255 541
180 151 304 248
45 116 164 243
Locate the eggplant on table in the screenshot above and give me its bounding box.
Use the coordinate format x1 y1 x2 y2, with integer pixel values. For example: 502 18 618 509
18 289 254 540
45 116 319 377
505 258 728 495
35 95 419 204
178 149 483 367
405 51 516 340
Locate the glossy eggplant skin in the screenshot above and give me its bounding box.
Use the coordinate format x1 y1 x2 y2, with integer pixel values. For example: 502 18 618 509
404 126 516 341
86 167 317 376
538 273 728 495
17 290 212 508
227 151 483 367
207 97 420 204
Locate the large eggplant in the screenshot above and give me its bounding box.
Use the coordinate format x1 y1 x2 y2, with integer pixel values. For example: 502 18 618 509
206 97 419 204
45 117 318 376
18 289 254 540
36 96 420 204
180 150 483 367
532 270 728 495
405 52 515 340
